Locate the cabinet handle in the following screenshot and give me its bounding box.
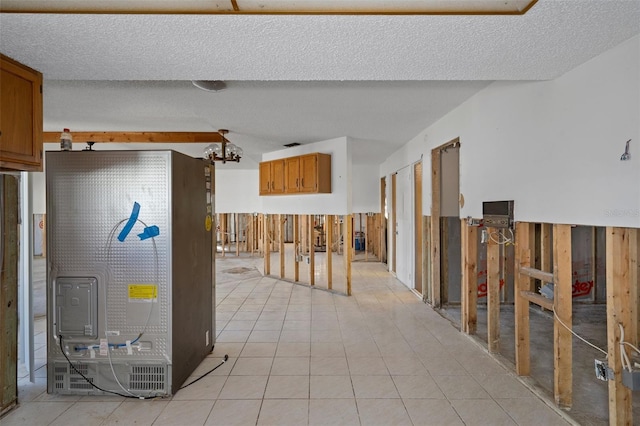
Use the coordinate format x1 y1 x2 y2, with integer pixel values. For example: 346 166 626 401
296 178 298 187
301 178 304 187
267 181 270 190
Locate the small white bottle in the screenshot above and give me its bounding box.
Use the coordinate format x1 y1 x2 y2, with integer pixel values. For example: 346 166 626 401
60 128 72 151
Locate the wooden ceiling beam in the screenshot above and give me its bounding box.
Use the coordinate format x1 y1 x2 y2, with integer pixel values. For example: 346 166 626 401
43 131 223 143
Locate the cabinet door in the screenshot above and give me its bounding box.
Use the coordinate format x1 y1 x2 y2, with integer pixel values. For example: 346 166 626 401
299 154 318 193
284 157 300 193
259 161 272 195
0 54 43 171
271 159 285 194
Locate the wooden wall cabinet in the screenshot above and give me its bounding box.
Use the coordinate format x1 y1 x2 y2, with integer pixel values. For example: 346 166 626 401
259 159 285 195
261 152 331 196
0 54 43 172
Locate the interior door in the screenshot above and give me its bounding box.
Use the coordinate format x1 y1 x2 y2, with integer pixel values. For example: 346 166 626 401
396 167 414 288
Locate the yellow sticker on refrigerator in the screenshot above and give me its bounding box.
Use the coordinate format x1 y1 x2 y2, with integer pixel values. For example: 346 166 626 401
128 284 157 301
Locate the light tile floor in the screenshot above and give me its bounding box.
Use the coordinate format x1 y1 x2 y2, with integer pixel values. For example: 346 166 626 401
4 255 575 425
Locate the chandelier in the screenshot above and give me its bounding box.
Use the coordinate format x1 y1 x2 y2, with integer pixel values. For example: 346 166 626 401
204 129 242 163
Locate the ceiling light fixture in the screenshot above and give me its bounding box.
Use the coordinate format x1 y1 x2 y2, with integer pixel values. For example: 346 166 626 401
192 80 227 92
204 129 242 163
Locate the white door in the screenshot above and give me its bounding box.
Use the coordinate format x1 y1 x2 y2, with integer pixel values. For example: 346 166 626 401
395 167 414 289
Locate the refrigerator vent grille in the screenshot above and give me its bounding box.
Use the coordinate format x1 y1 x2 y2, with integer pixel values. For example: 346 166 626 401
129 365 166 390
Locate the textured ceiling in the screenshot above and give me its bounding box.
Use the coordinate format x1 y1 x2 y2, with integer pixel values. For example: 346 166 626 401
41 80 490 168
1 1 639 167
1 1 639 81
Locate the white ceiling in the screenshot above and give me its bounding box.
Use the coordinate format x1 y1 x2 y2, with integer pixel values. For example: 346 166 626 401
1 1 639 167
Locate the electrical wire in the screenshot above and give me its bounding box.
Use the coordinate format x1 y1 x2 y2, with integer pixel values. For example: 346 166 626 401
58 335 161 400
101 218 160 397
179 355 229 390
488 228 514 246
64 218 161 396
552 306 607 356
619 324 632 372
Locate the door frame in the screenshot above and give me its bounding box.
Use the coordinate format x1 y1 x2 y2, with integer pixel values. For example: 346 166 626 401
430 137 460 308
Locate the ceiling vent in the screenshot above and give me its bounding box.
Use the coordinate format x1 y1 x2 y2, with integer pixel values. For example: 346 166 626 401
284 142 301 148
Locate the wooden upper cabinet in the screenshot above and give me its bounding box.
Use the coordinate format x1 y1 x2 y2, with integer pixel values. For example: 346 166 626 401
0 54 43 172
284 156 300 193
271 159 285 193
259 159 285 195
261 152 331 196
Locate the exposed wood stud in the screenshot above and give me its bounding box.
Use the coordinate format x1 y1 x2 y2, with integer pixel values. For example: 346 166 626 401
264 214 270 276
309 215 315 286
541 223 552 290
441 218 449 304
430 149 441 308
520 290 553 311
553 224 572 408
487 227 501 353
326 215 333 290
345 214 353 296
461 220 478 335
0 175 19 414
606 227 632 425
629 228 639 345
294 215 300 282
422 216 430 302
236 214 240 256
519 267 554 283
221 213 226 257
279 214 285 279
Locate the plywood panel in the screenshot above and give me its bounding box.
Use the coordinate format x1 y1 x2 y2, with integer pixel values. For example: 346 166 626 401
0 175 19 414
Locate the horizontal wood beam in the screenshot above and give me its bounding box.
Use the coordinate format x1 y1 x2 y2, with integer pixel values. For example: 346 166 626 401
520 290 553 311
519 266 554 283
43 131 223 143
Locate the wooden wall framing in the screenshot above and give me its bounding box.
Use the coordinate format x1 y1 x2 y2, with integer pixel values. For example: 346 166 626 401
461 220 478 335
0 175 19 415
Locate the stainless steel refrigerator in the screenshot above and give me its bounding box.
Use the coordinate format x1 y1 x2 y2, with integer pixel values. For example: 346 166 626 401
46 150 215 397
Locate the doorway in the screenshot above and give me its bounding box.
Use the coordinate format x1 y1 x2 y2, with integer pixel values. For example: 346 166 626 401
430 138 460 307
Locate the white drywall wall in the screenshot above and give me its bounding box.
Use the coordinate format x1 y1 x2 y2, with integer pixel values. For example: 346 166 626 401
352 164 380 213
215 169 261 213
382 35 640 228
261 137 351 215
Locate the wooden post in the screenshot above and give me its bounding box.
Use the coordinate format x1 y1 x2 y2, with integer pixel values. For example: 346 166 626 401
345 214 353 295
629 228 639 345
0 175 19 414
279 214 285 279
364 214 369 261
606 227 632 425
487 227 500 353
294 215 300 282
541 223 552 290
221 213 226 257
514 222 533 376
235 214 240 256
461 220 478 335
326 215 333 290
264 214 270 275
430 149 441 308
309 215 315 286
423 216 430 302
553 224 572 408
